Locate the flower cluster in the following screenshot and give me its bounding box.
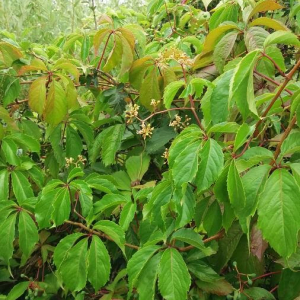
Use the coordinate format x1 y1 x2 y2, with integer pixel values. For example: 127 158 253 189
65 155 87 168
162 148 169 163
137 122 154 140
169 114 191 130
125 103 140 124
157 47 193 67
150 99 160 111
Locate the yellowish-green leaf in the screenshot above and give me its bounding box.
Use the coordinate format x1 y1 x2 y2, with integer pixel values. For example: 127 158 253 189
247 0 283 22
140 66 161 111
249 17 289 31
28 76 47 115
44 81 67 125
264 30 300 48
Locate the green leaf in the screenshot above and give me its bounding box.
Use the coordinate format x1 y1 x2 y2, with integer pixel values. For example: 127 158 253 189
87 235 111 292
203 200 222 236
172 139 201 187
196 279 234 296
28 76 48 113
239 165 271 220
126 153 150 182
0 213 16 264
249 17 289 31
120 201 137 231
94 194 128 215
201 24 239 54
93 220 126 254
158 248 191 300
245 27 269 52
52 187 70 226
210 222 243 272
81 35 90 61
241 287 275 300
137 252 162 300
9 132 40 153
247 0 283 21
229 50 260 119
1 138 21 166
163 81 185 109
60 238 88 292
6 281 29 300
35 189 57 229
53 232 83 269
211 69 234 124
0 169 9 200
103 35 123 72
18 211 38 264
234 123 255 152
49 124 65 166
140 66 161 111
66 126 83 159
44 81 67 125
53 62 80 83
67 167 84 182
214 31 238 73
208 122 240 134
278 269 300 300
195 138 224 193
143 180 173 228
11 171 34 205
91 124 125 165
227 160 246 211
171 228 214 256
280 131 300 159
258 169 300 258
264 30 300 48
127 245 160 293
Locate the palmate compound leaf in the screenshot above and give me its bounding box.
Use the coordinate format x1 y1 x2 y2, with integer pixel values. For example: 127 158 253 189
158 248 191 300
257 169 300 258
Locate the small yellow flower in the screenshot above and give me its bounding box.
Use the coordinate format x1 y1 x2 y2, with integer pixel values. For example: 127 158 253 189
137 122 154 140
169 114 191 130
125 103 140 124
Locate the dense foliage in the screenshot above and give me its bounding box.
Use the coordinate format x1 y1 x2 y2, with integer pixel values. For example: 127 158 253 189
0 0 300 299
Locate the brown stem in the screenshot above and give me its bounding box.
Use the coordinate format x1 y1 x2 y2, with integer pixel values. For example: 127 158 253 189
254 59 300 137
177 229 225 252
180 64 206 133
261 52 286 77
139 107 193 123
272 115 297 164
96 31 114 71
65 220 139 250
254 70 293 95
